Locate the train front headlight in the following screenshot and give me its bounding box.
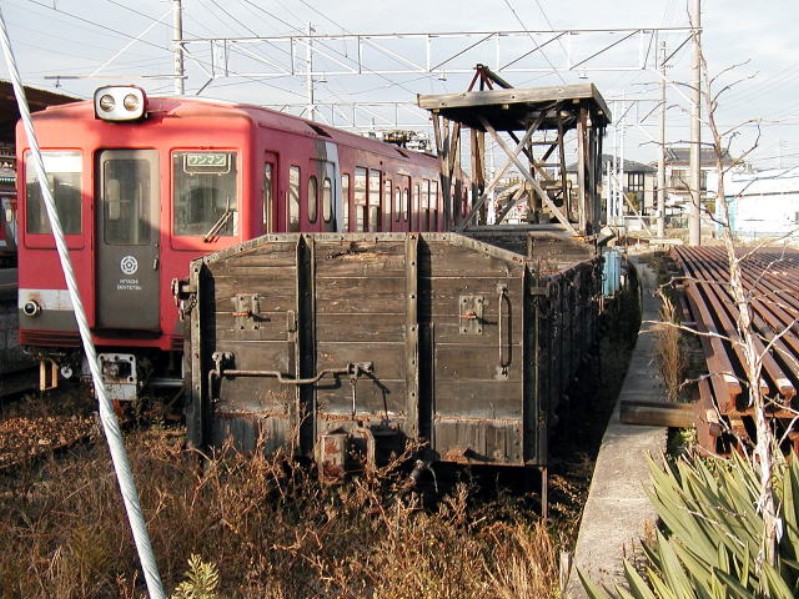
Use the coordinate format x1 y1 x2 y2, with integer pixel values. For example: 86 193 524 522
93 86 147 122
123 93 140 112
98 94 116 113
22 299 41 317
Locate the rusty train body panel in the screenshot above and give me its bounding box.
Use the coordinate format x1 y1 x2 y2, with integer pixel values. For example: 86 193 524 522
183 230 600 470
15 87 455 394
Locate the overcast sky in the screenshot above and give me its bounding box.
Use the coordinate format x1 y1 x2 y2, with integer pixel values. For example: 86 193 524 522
1 0 797 169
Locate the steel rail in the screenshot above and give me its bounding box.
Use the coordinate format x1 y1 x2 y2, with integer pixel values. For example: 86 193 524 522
684 247 794 402
673 246 799 420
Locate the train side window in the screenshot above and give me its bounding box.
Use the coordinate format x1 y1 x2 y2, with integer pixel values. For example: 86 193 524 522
368 169 381 232
308 175 318 223
394 187 401 222
421 179 430 230
288 166 300 232
322 177 333 223
25 151 82 235
353 167 366 232
341 173 350 231
413 184 420 229
383 178 391 224
403 184 410 222
173 151 238 237
262 162 273 233
431 179 439 230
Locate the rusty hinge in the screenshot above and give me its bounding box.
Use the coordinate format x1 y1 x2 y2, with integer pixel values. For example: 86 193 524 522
459 295 485 335
232 294 270 330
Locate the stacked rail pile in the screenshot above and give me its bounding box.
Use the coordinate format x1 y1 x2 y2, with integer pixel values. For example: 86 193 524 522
672 246 799 452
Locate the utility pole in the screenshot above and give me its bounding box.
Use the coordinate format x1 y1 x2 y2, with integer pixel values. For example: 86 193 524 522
608 100 621 226
306 23 316 121
688 0 702 245
619 92 625 227
657 41 667 238
173 0 184 95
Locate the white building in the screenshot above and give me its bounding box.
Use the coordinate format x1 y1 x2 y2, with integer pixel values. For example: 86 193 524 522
711 166 799 240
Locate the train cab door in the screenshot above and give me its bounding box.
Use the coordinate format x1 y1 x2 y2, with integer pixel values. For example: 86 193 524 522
96 149 160 332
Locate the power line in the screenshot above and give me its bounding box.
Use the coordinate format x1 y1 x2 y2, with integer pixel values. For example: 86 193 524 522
204 0 260 37
501 0 565 84
27 0 171 53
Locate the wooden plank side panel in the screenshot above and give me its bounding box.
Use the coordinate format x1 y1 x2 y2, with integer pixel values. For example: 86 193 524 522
435 345 523 383
434 419 524 465
207 239 299 267
210 312 291 342
317 342 408 380
419 236 529 461
210 274 298 307
315 312 406 343
420 278 524 331
425 242 527 278
211 413 294 455
314 239 408 278
211 340 295 412
315 276 406 314
314 341 408 423
316 379 407 415
434 380 524 419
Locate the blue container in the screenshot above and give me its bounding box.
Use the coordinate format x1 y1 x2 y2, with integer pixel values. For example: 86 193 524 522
602 249 622 297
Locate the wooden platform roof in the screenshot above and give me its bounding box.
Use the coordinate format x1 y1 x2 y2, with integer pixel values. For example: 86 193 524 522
417 83 611 132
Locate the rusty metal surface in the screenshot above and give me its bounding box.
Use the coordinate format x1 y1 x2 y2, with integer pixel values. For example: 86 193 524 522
672 246 799 453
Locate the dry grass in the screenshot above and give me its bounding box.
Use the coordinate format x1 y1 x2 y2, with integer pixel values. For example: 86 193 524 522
655 290 688 403
0 429 561 598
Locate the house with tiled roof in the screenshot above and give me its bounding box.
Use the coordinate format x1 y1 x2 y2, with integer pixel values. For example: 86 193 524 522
663 146 734 223
566 154 656 225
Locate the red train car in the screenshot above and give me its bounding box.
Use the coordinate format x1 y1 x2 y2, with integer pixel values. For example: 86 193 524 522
16 85 463 399
0 143 17 266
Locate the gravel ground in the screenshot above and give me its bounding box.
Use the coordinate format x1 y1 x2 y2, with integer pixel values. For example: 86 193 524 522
0 386 99 470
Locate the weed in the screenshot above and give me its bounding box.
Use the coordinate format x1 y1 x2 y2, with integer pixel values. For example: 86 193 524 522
0 428 561 598
654 290 688 403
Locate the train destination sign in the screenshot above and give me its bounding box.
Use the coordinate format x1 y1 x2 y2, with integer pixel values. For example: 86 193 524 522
183 152 230 174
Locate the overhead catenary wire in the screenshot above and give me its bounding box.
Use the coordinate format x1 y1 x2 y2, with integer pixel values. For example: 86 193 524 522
0 8 166 599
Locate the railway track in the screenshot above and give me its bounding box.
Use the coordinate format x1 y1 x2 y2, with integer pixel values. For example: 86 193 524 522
0 383 98 473
0 366 37 401
672 245 799 452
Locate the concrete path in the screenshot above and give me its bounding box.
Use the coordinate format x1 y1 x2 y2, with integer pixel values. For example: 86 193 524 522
564 255 667 597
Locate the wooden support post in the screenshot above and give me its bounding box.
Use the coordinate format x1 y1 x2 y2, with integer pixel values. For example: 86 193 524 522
576 107 588 235
405 235 420 439
480 116 579 236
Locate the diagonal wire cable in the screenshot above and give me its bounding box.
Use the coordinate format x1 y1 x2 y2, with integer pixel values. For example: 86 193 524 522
0 6 165 599
501 0 565 84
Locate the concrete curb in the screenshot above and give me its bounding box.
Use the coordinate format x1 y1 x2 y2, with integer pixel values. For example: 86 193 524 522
564 255 667 597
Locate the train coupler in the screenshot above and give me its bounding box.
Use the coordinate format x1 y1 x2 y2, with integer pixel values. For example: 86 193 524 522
95 353 139 401
317 425 377 481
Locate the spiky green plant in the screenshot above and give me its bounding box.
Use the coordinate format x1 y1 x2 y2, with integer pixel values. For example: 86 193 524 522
580 452 799 598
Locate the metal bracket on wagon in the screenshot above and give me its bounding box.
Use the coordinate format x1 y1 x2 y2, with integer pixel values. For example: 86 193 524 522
207 351 373 401
171 278 196 321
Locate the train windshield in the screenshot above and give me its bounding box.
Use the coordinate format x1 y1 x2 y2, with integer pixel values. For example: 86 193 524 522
173 151 238 238
25 151 82 235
